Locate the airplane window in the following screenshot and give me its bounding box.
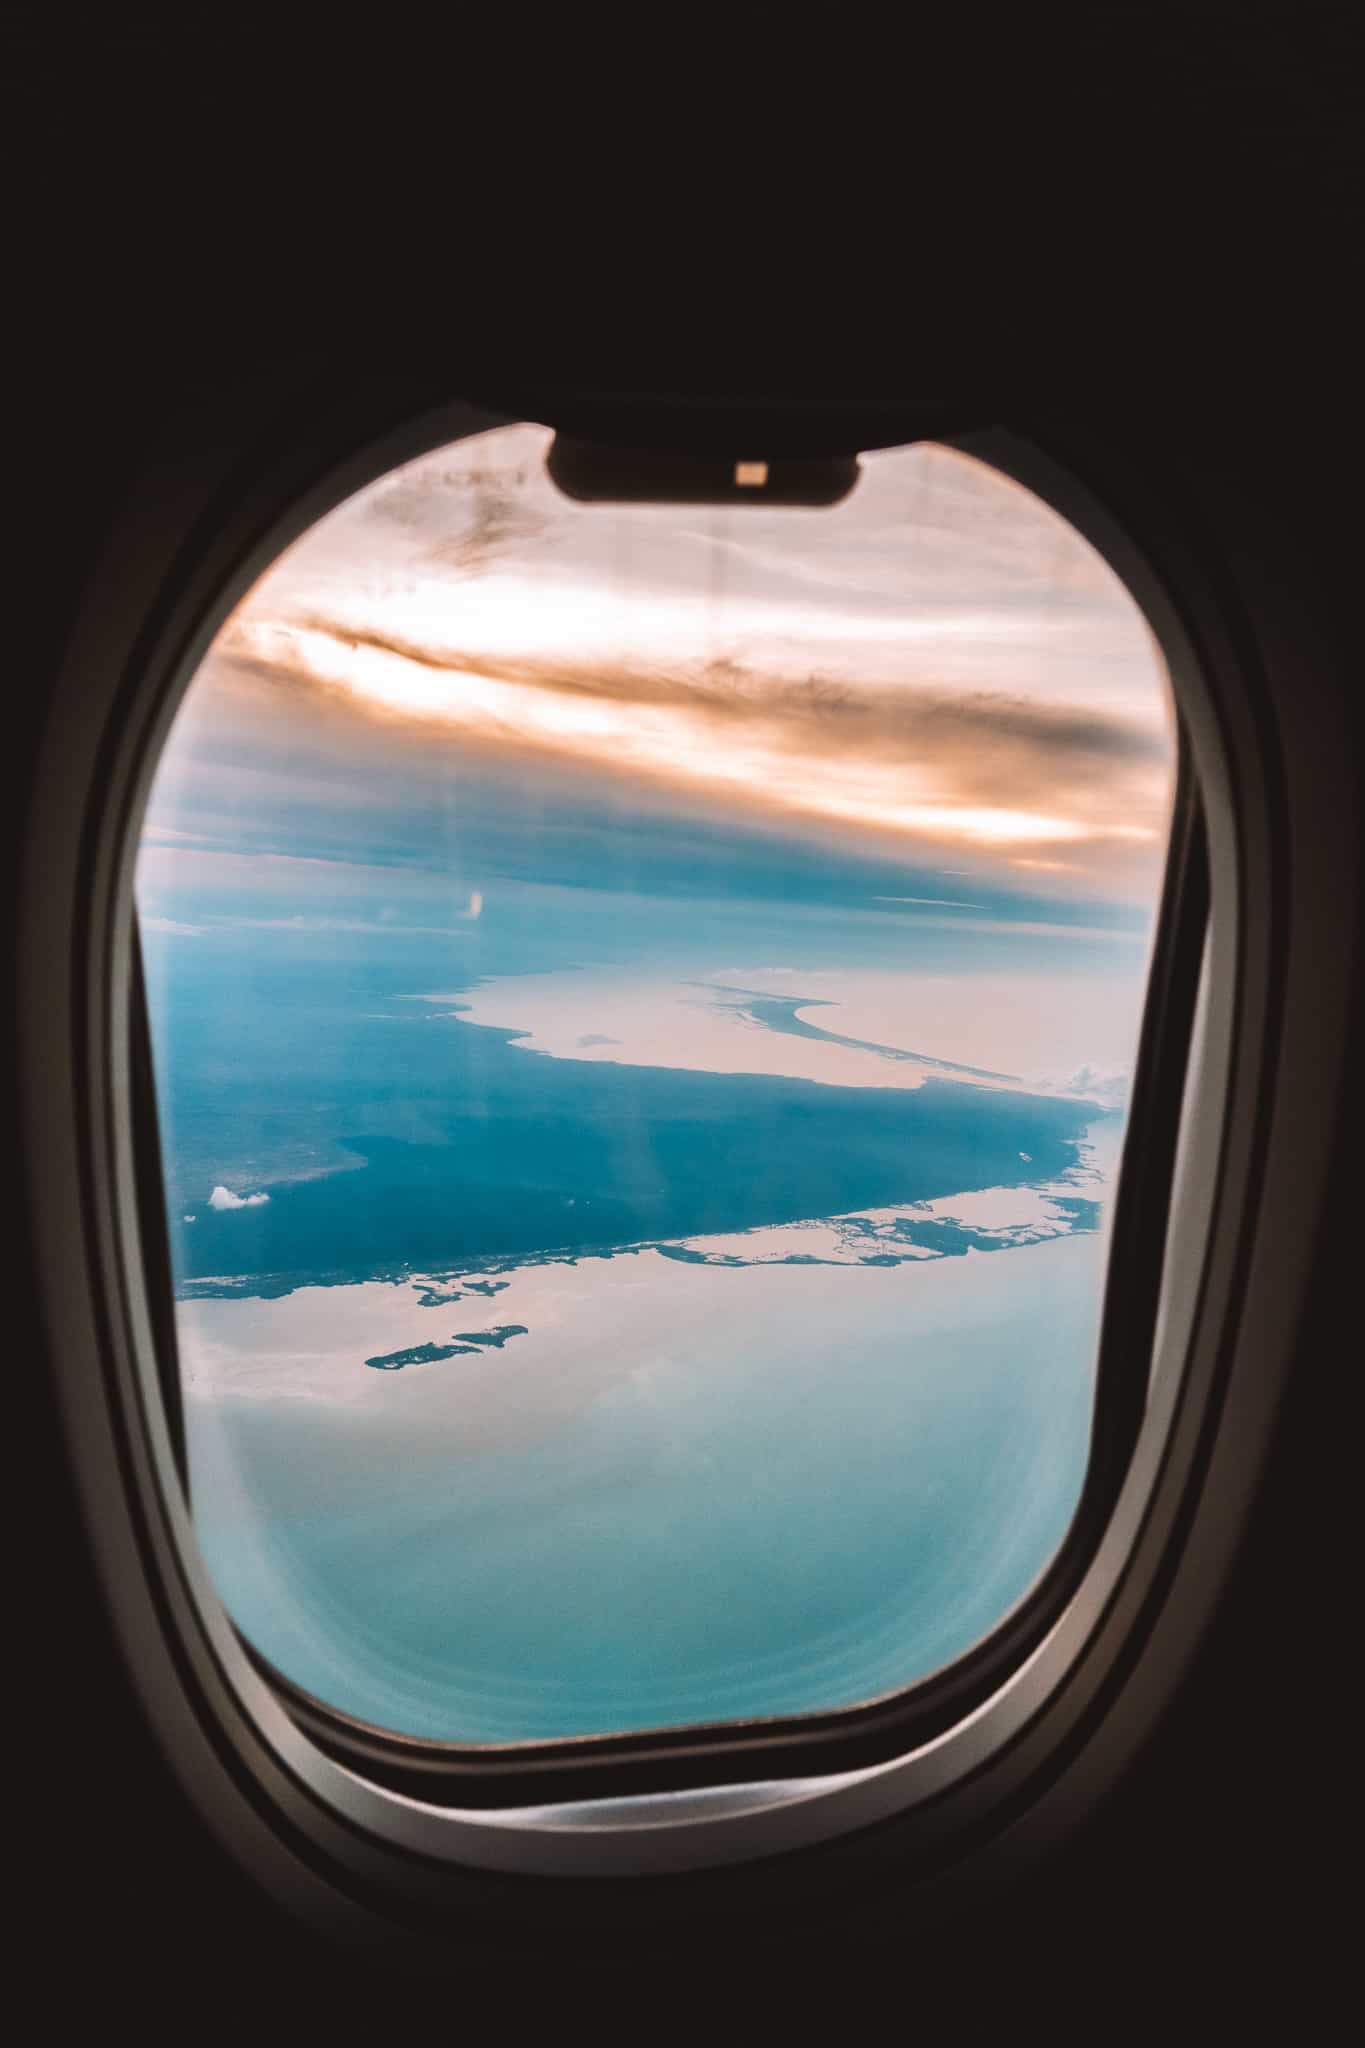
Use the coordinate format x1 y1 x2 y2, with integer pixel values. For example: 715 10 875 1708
134 425 1177 1755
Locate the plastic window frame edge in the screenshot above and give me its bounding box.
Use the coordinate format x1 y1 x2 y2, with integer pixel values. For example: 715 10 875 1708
109 407 1225 1870
64 394 1238 1884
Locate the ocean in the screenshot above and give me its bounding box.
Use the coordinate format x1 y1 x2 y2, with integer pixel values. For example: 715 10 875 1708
181 1136 1114 1742
143 902 1133 1744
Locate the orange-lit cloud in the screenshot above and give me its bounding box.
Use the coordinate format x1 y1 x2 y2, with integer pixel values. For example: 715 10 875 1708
218 610 1170 871
173 428 1176 899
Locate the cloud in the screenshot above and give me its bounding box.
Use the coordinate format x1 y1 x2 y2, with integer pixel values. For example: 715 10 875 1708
160 431 1176 900
140 915 206 936
275 614 1166 774
207 1185 270 1210
873 895 988 909
207 914 474 936
217 617 1171 876
1031 1063 1132 1108
366 446 549 574
141 822 235 850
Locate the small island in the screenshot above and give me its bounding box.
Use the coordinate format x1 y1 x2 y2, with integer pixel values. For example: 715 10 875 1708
365 1323 530 1371
365 1339 482 1371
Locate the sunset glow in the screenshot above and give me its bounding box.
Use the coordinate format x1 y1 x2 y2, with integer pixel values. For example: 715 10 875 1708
227 616 1157 853
175 425 1178 904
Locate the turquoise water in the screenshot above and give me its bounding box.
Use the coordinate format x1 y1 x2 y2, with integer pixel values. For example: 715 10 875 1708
157 923 1121 1743
188 1226 1102 1742
147 915 1127 1744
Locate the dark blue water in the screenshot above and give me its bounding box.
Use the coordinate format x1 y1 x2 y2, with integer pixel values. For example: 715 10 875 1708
144 918 1095 1296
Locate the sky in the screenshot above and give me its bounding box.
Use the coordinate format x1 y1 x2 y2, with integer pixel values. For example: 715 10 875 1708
140 425 1174 924
137 426 1178 1133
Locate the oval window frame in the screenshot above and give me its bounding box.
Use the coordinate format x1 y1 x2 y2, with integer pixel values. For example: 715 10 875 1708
34 384 1264 1904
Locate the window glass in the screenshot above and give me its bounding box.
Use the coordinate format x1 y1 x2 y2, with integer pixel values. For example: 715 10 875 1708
137 429 1176 1744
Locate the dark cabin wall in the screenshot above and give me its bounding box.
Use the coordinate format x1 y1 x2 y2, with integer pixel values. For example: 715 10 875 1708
6 4 1361 2033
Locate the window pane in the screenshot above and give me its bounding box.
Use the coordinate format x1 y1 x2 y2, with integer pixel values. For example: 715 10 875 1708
136 430 1176 1744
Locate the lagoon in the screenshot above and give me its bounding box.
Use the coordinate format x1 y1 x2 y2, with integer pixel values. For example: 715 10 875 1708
185 1145 1111 1743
